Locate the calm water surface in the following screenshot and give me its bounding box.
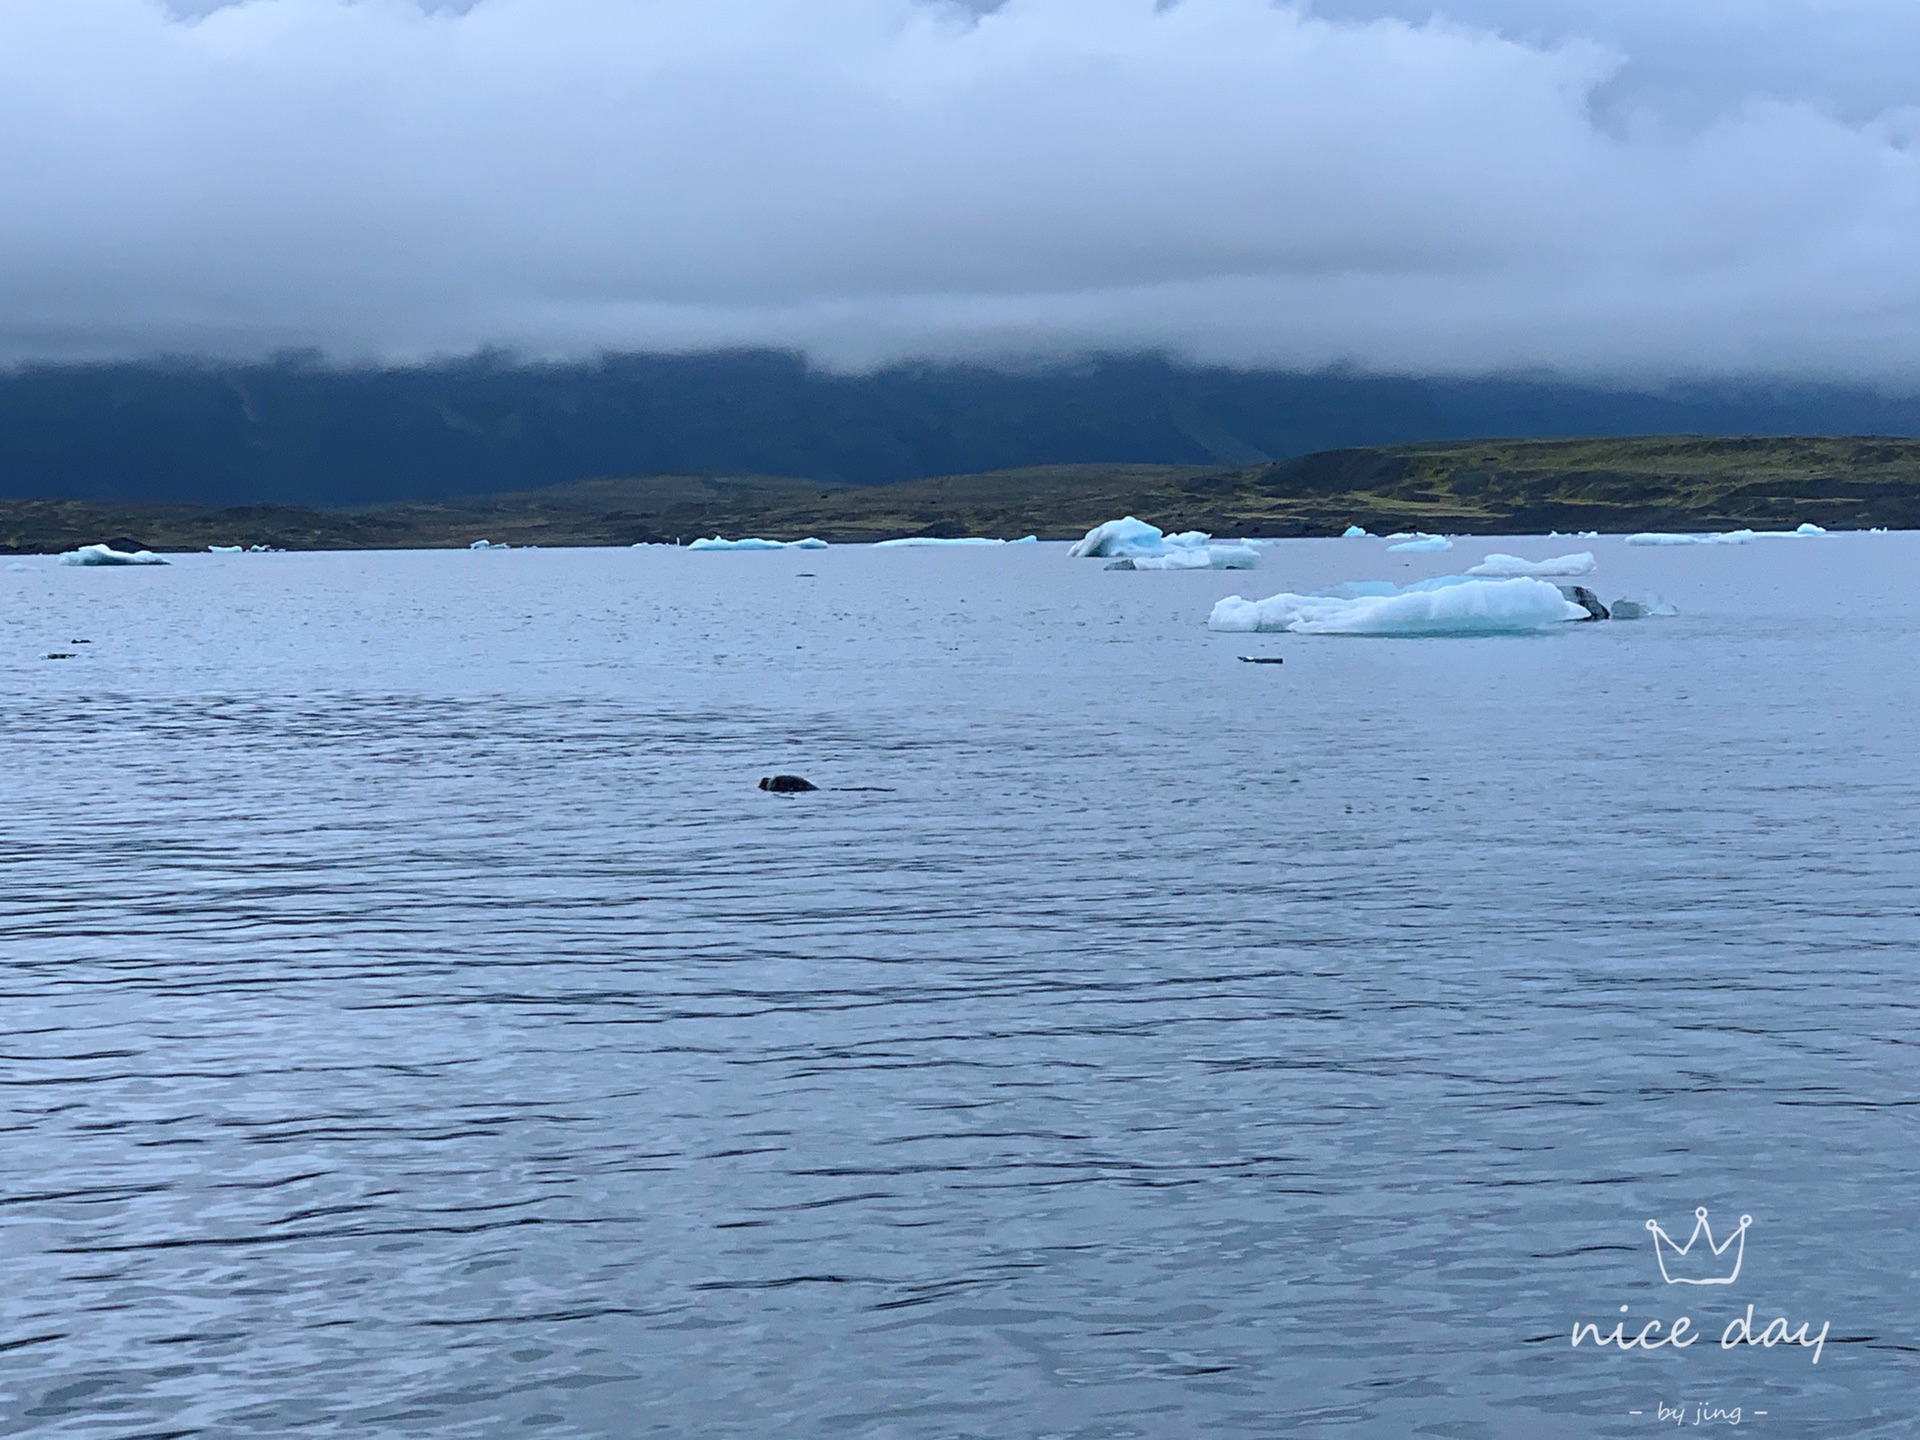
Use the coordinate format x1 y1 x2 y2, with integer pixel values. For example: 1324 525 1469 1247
3 538 1917 1438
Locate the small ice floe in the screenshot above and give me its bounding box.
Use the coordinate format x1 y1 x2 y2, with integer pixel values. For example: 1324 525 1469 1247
1117 542 1261 571
209 544 244 554
469 539 510 550
686 536 824 551
1385 534 1453 553
1625 525 1814 546
874 536 1015 547
1208 576 1585 635
247 544 286 553
59 544 168 566
1466 551 1596 577
1068 516 1210 559
1341 524 1372 538
1608 596 1680 620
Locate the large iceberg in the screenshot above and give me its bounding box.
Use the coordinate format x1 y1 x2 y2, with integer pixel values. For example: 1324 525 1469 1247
1209 576 1585 635
686 536 827 551
1068 516 1211 559
873 535 1031 547
1385 534 1453 553
1070 515 1252 567
59 544 168 566
1341 524 1372 538
1466 551 1596 577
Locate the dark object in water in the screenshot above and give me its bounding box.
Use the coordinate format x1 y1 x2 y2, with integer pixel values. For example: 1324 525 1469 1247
101 536 155 554
1557 584 1610 621
1238 656 1285 664
44 652 77 660
759 775 818 793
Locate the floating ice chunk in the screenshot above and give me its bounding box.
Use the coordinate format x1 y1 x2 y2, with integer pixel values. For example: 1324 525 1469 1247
1795 522 1826 535
874 536 1007 547
1209 576 1584 635
1609 595 1680 620
59 544 168 566
468 539 510 550
1466 551 1596 577
1129 543 1260 571
209 544 244 554
689 535 827 549
1341 524 1371 538
1068 517 1209 558
1385 534 1453 553
1626 528 1759 546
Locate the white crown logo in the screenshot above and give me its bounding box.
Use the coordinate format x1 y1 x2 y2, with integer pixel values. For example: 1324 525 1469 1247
1646 1207 1751 1285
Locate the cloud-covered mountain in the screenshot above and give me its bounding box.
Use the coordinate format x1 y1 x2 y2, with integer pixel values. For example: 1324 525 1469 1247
9 352 1920 506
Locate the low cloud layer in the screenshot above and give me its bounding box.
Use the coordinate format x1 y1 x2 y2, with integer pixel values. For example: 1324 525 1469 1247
10 0 1920 379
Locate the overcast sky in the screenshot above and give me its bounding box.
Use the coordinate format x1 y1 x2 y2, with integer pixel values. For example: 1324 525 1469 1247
8 0 1920 379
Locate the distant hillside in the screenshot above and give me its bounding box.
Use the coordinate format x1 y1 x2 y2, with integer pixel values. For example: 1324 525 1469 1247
9 350 1920 507
5 437 1917 552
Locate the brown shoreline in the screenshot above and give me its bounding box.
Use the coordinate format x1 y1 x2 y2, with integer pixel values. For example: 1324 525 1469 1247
7 436 1920 553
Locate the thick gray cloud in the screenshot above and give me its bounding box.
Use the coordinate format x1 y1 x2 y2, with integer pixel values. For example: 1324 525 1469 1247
7 0 1920 378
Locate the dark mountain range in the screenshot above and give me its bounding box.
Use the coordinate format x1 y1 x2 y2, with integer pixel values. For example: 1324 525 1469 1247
7 349 1920 507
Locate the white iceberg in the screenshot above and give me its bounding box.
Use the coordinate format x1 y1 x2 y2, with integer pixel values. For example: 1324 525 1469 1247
468 539 510 550
1068 516 1210 559
1385 534 1453 553
686 536 824 551
1126 543 1261 571
1466 551 1596 577
1792 522 1826 536
1341 524 1372 538
209 544 244 554
1209 576 1584 635
59 544 168 566
874 536 1015 547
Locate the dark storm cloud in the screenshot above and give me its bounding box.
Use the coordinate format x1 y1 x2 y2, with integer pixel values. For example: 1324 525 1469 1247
8 0 1920 378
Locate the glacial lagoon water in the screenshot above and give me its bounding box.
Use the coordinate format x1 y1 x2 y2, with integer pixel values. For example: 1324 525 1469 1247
3 536 1918 1438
